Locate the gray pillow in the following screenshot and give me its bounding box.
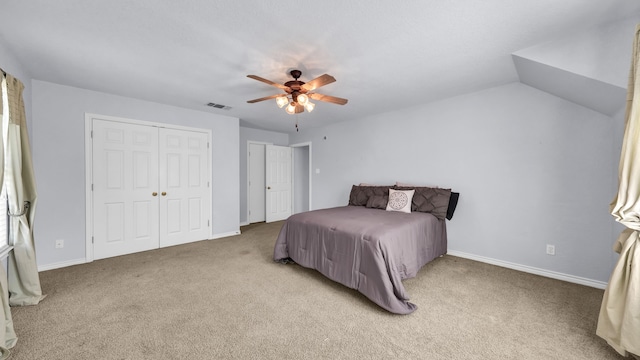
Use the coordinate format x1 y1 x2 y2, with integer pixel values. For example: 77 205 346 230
348 185 393 206
365 195 388 209
394 186 451 220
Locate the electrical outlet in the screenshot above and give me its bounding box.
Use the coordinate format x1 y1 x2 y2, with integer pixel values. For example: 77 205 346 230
55 239 64 249
546 244 555 256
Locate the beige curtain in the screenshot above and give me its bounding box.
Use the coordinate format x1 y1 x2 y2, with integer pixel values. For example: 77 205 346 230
2 73 45 307
0 265 15 350
0 71 17 349
596 24 640 357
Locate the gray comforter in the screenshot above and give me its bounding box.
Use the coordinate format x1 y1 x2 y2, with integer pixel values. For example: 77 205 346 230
273 206 447 314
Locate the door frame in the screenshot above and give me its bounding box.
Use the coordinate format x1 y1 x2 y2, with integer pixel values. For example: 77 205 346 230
246 141 313 223
246 141 272 224
84 113 213 263
290 142 313 212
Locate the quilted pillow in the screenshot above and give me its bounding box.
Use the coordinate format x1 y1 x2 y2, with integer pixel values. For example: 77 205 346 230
349 185 368 206
365 195 388 209
394 186 452 220
348 185 393 206
386 189 415 213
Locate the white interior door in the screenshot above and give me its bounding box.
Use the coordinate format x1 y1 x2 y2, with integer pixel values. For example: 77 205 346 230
92 119 159 260
159 128 211 247
248 143 266 223
265 145 292 223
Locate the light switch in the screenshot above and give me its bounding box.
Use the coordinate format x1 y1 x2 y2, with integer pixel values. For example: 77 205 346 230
315 168 320 174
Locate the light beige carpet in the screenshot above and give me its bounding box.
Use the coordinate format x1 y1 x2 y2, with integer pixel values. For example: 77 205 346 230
8 221 624 359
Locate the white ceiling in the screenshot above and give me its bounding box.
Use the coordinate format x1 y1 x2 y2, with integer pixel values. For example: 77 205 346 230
1 1 639 133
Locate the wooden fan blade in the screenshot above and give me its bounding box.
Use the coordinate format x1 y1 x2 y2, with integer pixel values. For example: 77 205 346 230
301 74 336 91
308 93 348 105
247 75 289 90
247 94 283 103
295 103 304 113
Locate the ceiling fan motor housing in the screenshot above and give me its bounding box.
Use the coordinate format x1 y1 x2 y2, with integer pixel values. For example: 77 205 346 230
284 70 307 97
284 80 306 93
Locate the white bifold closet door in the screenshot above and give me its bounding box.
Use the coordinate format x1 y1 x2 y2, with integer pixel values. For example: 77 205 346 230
158 128 210 248
92 119 210 260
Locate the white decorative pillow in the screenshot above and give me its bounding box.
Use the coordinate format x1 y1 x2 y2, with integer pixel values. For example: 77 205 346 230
386 189 415 213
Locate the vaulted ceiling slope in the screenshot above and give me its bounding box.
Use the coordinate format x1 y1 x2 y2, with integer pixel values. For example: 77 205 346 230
1 1 639 133
513 17 637 116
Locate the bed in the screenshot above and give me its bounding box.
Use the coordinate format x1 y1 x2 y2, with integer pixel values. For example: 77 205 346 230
273 184 459 314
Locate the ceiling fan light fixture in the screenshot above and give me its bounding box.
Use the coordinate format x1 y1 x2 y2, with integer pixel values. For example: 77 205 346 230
275 96 288 108
297 93 309 105
285 102 297 115
246 70 348 125
304 101 315 113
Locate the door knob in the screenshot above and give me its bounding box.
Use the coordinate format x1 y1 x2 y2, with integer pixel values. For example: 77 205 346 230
152 192 158 196
267 186 271 190
161 192 167 196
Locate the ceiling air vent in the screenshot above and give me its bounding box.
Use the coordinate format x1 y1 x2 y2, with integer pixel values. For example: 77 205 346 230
206 102 232 110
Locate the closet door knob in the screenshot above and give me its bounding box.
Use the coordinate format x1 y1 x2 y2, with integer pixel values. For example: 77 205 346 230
161 192 167 196
152 192 158 196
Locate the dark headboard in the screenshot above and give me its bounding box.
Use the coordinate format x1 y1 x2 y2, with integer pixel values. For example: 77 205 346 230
446 192 459 220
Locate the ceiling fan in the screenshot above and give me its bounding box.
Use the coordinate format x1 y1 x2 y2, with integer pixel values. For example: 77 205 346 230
246 69 348 115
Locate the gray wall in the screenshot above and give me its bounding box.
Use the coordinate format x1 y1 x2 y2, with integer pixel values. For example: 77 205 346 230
290 82 620 284
32 80 240 269
239 127 289 225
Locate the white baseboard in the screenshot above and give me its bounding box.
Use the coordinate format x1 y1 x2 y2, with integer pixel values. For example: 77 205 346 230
447 250 608 290
239 221 249 227
37 232 241 272
211 230 241 240
38 258 87 272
